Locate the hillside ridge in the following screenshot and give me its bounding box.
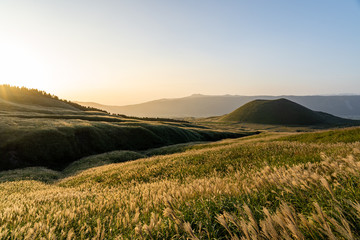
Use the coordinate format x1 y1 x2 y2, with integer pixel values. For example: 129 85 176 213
0 84 106 112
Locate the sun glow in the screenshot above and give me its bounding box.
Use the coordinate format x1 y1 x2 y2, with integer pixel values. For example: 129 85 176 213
0 41 52 91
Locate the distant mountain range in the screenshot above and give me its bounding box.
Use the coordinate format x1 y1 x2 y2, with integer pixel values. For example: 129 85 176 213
77 94 360 119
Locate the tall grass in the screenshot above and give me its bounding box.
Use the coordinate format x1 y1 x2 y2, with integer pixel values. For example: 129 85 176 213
0 131 360 239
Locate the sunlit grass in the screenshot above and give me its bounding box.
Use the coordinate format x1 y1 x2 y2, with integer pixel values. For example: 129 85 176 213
0 130 360 239
279 127 360 143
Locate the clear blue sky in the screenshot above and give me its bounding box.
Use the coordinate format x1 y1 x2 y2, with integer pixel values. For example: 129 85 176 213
0 0 359 104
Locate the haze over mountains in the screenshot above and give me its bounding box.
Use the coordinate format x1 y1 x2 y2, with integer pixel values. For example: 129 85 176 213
78 94 360 119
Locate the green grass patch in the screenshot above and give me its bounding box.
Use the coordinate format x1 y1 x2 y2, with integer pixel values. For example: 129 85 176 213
279 127 360 143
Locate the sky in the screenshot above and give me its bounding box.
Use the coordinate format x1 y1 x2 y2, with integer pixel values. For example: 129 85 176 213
0 1 360 105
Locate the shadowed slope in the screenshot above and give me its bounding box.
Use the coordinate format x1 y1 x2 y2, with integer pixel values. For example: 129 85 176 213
0 114 250 171
220 98 356 125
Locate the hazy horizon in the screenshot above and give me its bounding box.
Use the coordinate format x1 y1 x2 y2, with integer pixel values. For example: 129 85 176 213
1 1 359 105
76 92 360 107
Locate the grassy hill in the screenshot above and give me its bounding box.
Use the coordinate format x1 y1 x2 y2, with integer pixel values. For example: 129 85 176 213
0 85 253 170
0 128 359 238
220 98 357 126
0 84 106 112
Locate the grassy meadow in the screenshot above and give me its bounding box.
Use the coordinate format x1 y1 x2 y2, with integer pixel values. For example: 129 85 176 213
0 128 360 239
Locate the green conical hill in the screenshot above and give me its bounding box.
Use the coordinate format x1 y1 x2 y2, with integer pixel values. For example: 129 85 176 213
220 98 352 125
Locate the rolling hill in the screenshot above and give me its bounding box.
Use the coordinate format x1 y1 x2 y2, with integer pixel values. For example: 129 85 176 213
1 86 360 239
220 98 358 126
0 85 253 171
77 94 360 119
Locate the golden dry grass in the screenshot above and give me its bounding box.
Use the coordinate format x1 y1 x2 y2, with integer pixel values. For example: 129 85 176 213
0 131 359 239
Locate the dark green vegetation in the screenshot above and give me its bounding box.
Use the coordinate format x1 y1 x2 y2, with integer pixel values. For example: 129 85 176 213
220 98 358 126
0 85 253 171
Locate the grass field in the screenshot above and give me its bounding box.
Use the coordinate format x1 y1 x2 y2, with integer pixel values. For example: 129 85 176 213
0 127 359 239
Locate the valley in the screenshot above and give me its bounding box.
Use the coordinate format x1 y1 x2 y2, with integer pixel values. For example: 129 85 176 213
2 1 359 238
